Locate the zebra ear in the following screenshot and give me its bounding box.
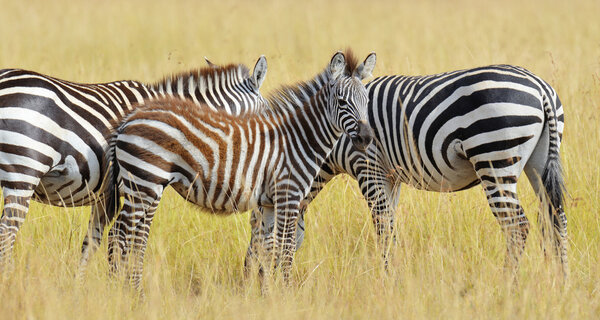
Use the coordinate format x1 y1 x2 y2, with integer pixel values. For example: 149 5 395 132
329 52 346 80
354 52 376 80
204 57 218 69
251 55 267 90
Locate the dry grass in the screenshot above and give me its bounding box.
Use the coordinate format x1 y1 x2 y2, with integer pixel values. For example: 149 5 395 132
0 0 599 318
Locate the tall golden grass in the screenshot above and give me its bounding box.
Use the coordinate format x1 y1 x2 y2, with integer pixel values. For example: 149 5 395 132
0 0 598 318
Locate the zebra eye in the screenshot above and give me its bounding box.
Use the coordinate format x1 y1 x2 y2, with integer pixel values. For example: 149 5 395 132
338 99 348 107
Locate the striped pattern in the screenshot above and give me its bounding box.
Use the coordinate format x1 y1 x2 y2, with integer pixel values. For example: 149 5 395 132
0 58 267 271
106 51 377 290
267 65 568 276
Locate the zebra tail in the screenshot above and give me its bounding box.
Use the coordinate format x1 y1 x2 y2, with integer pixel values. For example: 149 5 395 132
104 129 122 225
541 94 566 211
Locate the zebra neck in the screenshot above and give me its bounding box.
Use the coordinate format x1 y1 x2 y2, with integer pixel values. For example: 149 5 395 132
273 89 341 165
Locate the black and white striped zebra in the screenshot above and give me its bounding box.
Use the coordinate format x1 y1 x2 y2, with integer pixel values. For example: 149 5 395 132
0 56 268 271
105 51 377 290
251 64 567 276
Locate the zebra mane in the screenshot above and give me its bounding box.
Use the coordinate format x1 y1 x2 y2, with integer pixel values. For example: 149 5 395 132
342 48 359 76
263 67 330 114
262 48 358 115
148 63 251 95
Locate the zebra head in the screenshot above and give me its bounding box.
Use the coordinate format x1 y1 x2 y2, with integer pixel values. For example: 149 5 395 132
327 51 376 151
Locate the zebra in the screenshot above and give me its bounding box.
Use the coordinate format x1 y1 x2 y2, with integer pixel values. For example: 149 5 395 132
104 50 377 290
250 64 568 277
0 56 268 272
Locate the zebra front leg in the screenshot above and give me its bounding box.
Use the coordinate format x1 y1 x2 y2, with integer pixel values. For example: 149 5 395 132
246 205 307 281
272 194 301 283
0 186 35 273
245 161 336 275
356 161 400 269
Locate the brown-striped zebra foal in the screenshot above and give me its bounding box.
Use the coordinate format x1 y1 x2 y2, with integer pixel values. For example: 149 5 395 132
105 51 377 290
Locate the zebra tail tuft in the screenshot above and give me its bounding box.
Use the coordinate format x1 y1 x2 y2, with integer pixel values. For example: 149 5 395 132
541 155 565 210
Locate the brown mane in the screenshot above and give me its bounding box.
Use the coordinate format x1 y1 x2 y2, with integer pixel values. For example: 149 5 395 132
343 48 359 76
258 49 361 115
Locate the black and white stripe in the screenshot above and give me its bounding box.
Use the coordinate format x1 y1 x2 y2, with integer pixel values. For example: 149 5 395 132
261 65 567 276
105 51 377 290
0 57 268 271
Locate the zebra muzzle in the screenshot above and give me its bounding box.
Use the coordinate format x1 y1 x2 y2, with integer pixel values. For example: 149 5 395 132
351 121 374 151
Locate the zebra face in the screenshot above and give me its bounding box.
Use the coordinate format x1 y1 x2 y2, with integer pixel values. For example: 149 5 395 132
328 51 376 151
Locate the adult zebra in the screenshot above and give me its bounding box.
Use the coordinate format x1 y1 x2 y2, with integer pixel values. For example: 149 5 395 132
250 64 567 277
0 56 268 271
105 51 377 290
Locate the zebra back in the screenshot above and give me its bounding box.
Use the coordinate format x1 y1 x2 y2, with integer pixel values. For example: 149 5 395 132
0 57 268 206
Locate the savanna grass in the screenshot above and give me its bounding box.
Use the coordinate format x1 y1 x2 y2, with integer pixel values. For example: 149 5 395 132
0 0 598 318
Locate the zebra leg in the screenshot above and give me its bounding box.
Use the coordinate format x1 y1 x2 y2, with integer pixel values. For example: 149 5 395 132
0 186 35 272
476 172 529 276
245 160 338 275
272 193 301 282
355 157 400 269
78 201 109 276
109 188 162 292
245 206 275 279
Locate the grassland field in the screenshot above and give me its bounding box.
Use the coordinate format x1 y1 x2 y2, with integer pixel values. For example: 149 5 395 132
0 0 599 319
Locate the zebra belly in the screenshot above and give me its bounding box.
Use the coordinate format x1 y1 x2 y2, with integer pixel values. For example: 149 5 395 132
399 163 480 192
394 139 480 192
173 179 263 214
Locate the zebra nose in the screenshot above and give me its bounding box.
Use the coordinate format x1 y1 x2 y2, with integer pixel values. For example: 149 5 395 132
352 121 374 151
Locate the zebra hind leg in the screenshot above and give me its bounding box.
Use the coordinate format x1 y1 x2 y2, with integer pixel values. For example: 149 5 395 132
0 186 35 274
78 202 109 278
476 169 530 278
109 188 162 293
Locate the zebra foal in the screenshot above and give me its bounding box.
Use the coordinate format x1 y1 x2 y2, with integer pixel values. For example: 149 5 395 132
105 50 377 290
0 57 268 272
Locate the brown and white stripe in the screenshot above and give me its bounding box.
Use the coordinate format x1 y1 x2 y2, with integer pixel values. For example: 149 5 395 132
0 56 268 272
106 50 377 290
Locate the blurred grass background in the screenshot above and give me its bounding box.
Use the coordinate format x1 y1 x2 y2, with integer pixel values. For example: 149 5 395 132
0 0 599 318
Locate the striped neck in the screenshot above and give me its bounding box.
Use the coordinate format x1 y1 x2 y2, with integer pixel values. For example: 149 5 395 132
268 82 342 154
